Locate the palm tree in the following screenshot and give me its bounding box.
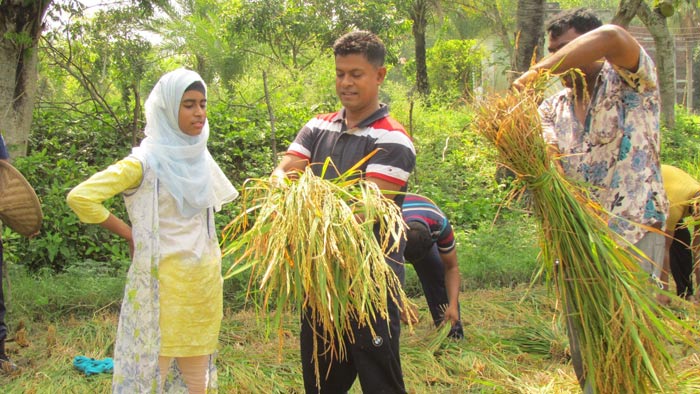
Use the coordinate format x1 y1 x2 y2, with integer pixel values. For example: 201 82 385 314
404 0 440 97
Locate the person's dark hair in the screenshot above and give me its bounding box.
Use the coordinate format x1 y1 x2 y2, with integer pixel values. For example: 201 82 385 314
332 30 386 68
404 221 433 262
546 7 602 39
185 81 206 95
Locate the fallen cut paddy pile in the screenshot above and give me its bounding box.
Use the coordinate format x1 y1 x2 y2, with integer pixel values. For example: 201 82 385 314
471 80 697 393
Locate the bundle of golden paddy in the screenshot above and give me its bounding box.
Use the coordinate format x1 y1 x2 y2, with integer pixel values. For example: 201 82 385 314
221 157 410 372
471 83 692 393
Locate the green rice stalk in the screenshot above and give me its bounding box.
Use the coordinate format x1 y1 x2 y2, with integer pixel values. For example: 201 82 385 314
220 156 409 388
471 78 694 393
400 323 457 387
507 315 568 361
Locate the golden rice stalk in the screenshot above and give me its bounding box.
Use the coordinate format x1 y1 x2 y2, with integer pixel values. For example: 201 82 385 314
400 323 458 387
220 156 409 388
471 79 691 393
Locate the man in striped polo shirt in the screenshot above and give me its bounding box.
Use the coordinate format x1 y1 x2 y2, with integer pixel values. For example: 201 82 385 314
402 194 463 339
272 31 415 394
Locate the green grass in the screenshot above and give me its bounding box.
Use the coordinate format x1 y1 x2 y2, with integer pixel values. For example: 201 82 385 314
4 281 699 393
1 224 698 393
403 213 540 298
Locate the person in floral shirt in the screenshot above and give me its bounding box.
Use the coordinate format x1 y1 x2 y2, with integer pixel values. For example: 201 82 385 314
513 8 669 393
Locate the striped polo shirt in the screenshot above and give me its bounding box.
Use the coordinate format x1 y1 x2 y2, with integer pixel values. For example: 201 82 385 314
287 105 416 205
402 194 456 254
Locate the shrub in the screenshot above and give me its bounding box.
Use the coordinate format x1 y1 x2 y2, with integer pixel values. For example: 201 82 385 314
4 111 132 272
427 39 485 102
661 108 700 171
458 214 541 289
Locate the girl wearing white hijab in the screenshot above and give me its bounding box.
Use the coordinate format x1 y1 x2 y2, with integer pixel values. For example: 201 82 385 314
68 68 238 393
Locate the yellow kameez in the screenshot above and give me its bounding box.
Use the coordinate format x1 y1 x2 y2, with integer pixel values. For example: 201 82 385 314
67 157 222 357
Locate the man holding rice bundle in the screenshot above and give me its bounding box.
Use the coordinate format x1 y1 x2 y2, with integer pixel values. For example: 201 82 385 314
272 31 415 393
513 7 669 393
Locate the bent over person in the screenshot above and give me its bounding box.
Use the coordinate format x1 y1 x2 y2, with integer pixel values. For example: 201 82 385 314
272 31 415 394
513 8 668 393
402 194 463 339
660 164 700 301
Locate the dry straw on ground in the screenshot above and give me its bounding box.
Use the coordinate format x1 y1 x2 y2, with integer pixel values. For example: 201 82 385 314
471 78 696 393
220 155 410 387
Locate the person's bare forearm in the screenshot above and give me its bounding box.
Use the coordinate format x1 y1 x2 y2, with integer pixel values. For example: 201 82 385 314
441 249 461 324
535 25 640 74
365 176 403 201
100 214 131 239
100 214 134 256
442 250 460 308
513 25 642 90
272 154 307 180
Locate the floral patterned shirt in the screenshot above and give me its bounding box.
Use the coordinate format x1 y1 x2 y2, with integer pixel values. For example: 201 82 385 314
539 48 668 245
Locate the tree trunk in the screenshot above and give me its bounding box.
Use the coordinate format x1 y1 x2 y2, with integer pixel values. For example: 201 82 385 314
636 3 675 129
488 3 513 62
262 70 278 166
611 0 644 27
514 0 545 73
411 0 430 97
0 1 51 158
132 84 141 147
612 0 676 128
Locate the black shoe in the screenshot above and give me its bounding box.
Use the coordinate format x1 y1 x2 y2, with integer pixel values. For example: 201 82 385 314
448 328 464 339
0 355 17 373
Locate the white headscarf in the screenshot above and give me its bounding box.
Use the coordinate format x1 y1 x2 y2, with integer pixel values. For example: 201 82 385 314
132 68 238 217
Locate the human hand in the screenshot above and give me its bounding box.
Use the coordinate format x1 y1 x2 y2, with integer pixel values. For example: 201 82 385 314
269 172 287 188
689 293 700 304
442 304 460 326
512 69 540 92
656 293 671 306
353 212 366 224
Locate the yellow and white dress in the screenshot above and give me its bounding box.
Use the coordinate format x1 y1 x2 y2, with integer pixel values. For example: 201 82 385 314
662 164 700 231
67 155 225 393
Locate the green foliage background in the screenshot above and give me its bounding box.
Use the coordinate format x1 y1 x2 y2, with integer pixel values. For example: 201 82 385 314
5 0 700 307
3 2 700 391
10 72 700 299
